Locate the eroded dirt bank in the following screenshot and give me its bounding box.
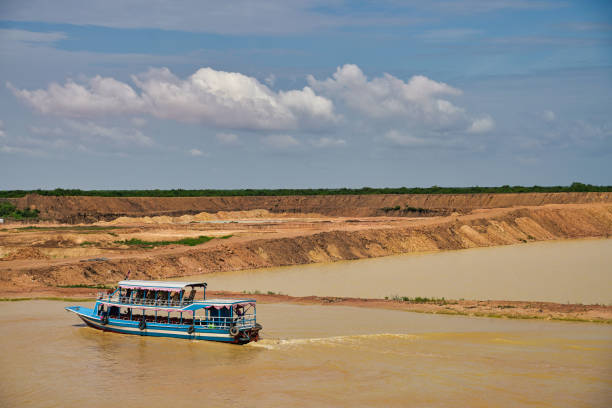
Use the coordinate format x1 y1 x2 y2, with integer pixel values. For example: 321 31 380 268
11 192 612 223
2 204 610 291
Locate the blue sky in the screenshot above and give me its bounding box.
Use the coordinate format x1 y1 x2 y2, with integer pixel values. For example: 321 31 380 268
0 0 611 189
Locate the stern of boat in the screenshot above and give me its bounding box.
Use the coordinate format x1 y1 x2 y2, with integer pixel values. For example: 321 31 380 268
234 323 263 344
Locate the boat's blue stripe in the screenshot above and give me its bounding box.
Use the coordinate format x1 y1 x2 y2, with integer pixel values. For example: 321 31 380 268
78 315 235 338
82 318 235 341
67 306 257 343
68 307 252 334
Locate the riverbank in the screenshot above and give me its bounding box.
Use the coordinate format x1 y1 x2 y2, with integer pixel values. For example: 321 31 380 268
2 288 610 324
1 203 611 290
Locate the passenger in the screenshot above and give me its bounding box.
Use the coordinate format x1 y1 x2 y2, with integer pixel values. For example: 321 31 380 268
145 290 156 305
184 290 196 305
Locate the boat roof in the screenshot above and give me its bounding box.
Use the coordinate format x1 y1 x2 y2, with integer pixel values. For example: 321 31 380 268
118 280 206 291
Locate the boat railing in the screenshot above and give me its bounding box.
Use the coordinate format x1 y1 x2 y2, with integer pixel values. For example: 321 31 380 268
109 314 256 329
98 294 195 307
196 316 256 329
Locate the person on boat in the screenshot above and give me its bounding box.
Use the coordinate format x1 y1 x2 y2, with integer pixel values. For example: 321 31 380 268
183 289 196 305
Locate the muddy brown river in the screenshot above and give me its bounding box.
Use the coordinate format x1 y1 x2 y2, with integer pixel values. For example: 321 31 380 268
0 301 611 407
184 239 612 304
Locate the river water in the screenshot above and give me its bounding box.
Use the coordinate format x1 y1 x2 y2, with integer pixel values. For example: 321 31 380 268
0 300 611 407
183 239 612 304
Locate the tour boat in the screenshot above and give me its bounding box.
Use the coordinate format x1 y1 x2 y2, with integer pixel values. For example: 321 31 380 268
65 280 262 344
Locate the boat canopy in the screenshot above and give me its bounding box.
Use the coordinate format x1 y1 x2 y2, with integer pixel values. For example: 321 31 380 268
118 280 207 292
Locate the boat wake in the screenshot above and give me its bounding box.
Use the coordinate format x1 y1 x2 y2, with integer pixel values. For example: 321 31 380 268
247 333 419 350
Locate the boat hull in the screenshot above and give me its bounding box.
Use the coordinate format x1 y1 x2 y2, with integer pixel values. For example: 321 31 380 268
66 306 258 344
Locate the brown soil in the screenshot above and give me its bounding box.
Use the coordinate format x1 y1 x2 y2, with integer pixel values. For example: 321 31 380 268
2 247 50 261
1 202 610 293
10 192 612 223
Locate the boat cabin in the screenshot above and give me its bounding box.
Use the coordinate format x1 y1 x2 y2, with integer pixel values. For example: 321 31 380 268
94 280 256 331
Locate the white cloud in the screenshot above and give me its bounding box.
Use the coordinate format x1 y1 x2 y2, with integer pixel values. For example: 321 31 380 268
543 110 556 122
10 66 337 131
9 64 495 150
262 134 300 149
189 148 204 156
0 120 5 138
310 137 346 148
8 76 145 117
307 64 464 127
468 116 495 133
216 132 241 145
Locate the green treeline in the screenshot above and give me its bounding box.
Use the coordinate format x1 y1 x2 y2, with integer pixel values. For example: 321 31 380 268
0 182 610 198
0 202 39 219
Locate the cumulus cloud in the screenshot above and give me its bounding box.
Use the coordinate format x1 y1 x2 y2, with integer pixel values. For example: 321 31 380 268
10 64 494 148
468 116 495 133
262 134 300 149
8 76 145 117
307 64 463 127
9 67 337 131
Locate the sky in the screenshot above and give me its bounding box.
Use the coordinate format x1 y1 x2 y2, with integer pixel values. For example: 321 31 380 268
0 0 611 189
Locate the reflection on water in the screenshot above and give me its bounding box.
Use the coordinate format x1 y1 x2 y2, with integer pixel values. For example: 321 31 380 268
1 301 611 407
183 239 612 304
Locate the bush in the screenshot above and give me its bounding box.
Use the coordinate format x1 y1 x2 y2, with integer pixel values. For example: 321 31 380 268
114 235 218 248
0 202 39 219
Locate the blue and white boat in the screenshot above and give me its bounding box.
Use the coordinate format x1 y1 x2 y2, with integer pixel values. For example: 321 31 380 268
65 280 262 344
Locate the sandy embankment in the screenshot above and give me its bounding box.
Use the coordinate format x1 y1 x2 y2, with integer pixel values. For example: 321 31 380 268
11 191 612 223
1 202 610 290
1 192 611 324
